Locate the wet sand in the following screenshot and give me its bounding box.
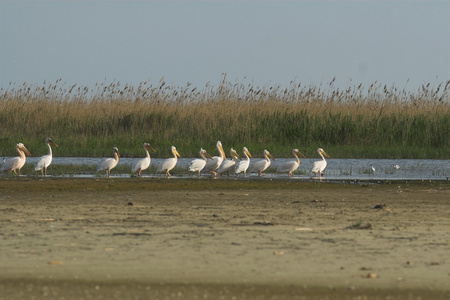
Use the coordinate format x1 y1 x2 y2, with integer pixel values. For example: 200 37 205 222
1 178 449 299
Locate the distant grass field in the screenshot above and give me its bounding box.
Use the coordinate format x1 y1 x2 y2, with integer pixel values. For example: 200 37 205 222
1 77 449 159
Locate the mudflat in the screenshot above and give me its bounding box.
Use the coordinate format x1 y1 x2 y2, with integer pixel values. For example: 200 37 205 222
1 178 449 300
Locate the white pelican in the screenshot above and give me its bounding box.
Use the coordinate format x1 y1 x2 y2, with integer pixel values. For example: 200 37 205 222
97 147 120 178
34 138 58 176
217 148 240 176
203 141 226 175
131 143 156 177
393 164 400 170
157 146 181 177
188 148 213 177
234 147 253 177
250 150 275 177
1 143 31 175
311 148 330 177
277 149 306 177
370 164 376 174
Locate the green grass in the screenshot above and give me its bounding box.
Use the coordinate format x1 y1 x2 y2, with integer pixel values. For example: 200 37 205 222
1 77 449 159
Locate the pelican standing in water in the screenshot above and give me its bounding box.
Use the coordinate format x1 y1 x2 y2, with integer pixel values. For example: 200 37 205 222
97 147 120 178
250 150 275 177
277 149 306 177
34 138 58 176
370 164 376 174
131 143 156 177
157 146 181 177
217 148 240 176
311 148 330 177
203 141 226 176
234 147 253 177
188 148 213 177
1 143 31 175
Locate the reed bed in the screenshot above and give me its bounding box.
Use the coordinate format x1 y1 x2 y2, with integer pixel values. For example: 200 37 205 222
1 77 449 159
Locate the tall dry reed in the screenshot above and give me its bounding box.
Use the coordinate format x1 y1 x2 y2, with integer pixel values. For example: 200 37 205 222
0 77 449 158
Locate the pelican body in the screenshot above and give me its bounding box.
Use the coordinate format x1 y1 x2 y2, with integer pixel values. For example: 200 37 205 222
217 148 240 176
131 143 156 176
250 150 275 177
277 149 306 176
234 147 253 177
34 138 58 176
1 143 31 175
188 148 213 177
203 141 226 175
97 147 120 178
311 148 330 177
157 146 181 177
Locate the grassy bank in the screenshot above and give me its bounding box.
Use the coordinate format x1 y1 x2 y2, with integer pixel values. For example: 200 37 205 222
1 78 449 158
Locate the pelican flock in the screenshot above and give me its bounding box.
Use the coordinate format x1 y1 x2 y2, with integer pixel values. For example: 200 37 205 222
34 138 58 176
97 147 120 178
131 143 156 177
1 143 31 175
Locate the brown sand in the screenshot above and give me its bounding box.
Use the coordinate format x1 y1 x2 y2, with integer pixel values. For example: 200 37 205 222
0 178 449 299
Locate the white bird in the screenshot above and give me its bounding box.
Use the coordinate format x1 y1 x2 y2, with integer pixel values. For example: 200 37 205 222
393 164 400 170
277 149 306 177
1 143 31 175
188 148 213 177
34 138 58 176
157 146 181 177
131 143 156 177
311 148 330 177
250 150 275 177
370 164 376 174
217 148 241 176
203 141 226 175
234 147 253 177
97 147 120 178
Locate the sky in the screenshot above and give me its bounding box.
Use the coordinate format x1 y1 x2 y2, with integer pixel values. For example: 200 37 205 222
1 0 449 93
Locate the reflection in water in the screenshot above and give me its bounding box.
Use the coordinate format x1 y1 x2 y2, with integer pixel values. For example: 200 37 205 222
2 157 449 180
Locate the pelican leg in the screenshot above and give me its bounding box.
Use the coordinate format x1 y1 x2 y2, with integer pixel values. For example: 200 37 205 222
44 167 47 176
138 169 142 177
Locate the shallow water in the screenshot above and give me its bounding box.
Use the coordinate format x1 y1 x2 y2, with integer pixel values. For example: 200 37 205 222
7 157 450 181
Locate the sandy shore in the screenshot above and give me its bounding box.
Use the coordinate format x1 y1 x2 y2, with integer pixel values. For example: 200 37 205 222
1 178 449 299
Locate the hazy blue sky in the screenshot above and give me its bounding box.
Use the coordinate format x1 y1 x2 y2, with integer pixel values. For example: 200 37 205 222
1 1 449 92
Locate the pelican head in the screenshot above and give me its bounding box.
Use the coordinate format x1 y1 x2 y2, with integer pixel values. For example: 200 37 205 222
46 138 59 148
217 141 226 159
264 150 275 161
200 148 213 159
243 147 253 158
144 143 156 152
17 143 31 156
172 146 181 158
293 148 306 158
113 147 120 157
230 148 241 160
318 148 330 158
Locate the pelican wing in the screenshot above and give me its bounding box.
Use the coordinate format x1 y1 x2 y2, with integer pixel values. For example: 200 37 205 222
132 157 151 173
34 155 52 171
250 159 270 173
189 159 207 172
97 158 118 172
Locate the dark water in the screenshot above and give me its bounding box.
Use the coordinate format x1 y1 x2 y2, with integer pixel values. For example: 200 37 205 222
8 157 449 180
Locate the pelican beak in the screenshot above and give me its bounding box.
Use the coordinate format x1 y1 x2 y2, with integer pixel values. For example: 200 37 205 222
49 140 59 148
219 145 226 159
321 150 330 158
245 149 253 158
204 152 213 160
146 144 156 152
234 152 241 160
268 153 276 161
296 150 306 158
21 146 31 156
175 149 181 158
